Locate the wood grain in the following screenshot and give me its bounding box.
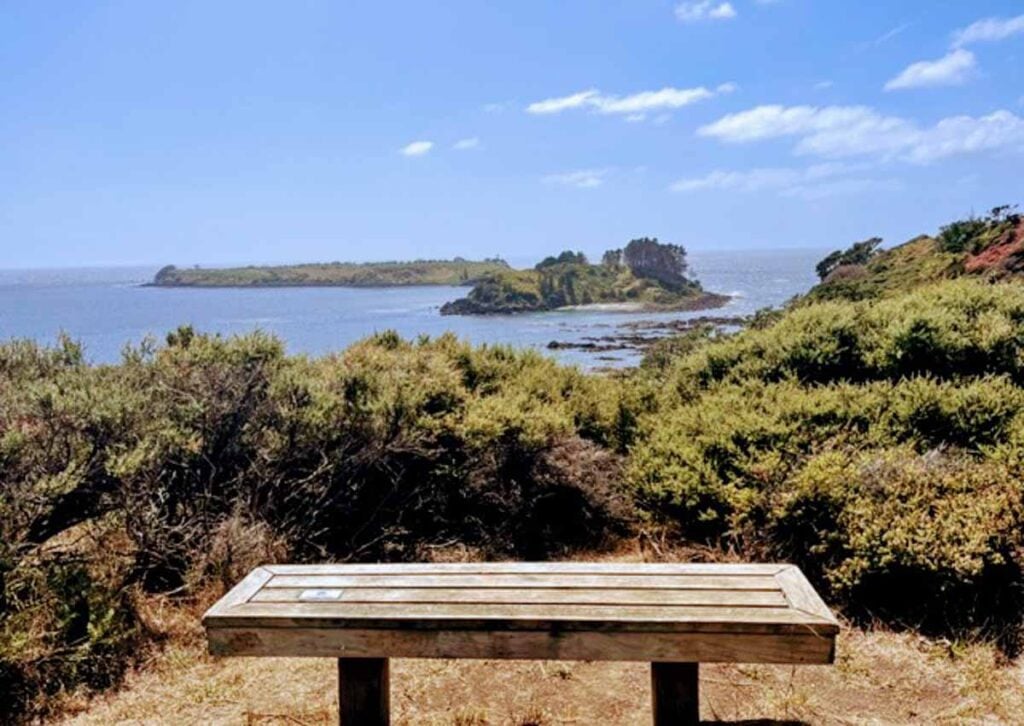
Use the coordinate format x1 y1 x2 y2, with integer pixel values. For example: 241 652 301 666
208 626 835 663
262 573 780 591
249 586 789 607
204 602 835 634
265 563 785 576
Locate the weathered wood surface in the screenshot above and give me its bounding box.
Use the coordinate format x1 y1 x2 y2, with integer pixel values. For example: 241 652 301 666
208 626 834 663
203 563 838 664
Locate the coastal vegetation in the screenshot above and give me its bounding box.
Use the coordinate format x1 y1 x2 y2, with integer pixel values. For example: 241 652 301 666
5 208 1024 722
808 205 1023 302
150 258 510 287
440 237 728 314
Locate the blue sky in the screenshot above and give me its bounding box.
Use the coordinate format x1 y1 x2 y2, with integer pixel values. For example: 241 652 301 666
2 1 1023 268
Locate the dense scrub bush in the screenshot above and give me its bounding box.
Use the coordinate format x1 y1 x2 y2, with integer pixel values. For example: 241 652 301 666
628 280 1024 650
774 448 1023 632
665 280 1024 389
629 373 1024 648
0 329 632 721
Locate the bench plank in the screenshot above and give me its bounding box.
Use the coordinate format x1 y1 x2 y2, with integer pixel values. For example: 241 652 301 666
249 586 789 607
208 626 835 663
265 563 785 575
262 573 781 590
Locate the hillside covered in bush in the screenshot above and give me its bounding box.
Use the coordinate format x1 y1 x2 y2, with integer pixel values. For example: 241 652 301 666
6 228 1024 721
808 205 1023 302
440 238 728 314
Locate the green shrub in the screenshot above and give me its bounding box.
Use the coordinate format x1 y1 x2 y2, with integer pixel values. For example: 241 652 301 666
667 279 1024 388
772 448 1024 645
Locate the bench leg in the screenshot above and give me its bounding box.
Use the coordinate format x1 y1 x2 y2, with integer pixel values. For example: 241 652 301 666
338 657 389 725
651 662 699 726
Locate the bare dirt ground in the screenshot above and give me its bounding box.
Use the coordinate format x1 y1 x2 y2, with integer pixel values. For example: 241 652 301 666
55 549 1024 726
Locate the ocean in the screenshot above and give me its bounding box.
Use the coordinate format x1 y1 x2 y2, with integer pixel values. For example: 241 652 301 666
0 248 824 368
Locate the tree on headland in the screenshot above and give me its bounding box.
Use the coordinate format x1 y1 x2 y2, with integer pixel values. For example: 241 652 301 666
815 237 882 280
938 205 1019 254
535 250 588 269
153 265 178 284
622 237 690 289
602 249 623 269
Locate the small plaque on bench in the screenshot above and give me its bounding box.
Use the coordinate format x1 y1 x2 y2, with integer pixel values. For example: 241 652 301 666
299 589 344 602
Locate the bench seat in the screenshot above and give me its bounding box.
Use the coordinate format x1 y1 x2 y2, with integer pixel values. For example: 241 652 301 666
203 562 838 724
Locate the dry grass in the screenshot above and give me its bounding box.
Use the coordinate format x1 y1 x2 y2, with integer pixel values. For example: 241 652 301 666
54 548 1024 725
57 628 1024 725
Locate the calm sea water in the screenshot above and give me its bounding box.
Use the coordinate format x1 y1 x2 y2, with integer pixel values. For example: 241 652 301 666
0 249 823 368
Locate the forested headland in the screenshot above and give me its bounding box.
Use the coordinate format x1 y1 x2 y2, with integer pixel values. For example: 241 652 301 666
441 238 728 314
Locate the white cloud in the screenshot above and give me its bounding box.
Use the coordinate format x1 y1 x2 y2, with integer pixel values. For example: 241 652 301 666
399 140 433 157
675 1 736 23
783 177 904 200
905 110 1024 163
593 87 715 114
698 105 884 143
953 14 1024 47
670 163 902 199
527 84 732 118
543 169 608 189
453 137 480 150
671 166 825 192
884 49 976 91
698 104 1024 163
526 89 599 114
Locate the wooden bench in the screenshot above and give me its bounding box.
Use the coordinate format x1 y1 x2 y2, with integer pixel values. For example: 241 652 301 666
203 563 838 725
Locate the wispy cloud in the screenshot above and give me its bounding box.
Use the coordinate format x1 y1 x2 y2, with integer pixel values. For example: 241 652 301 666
671 164 847 192
527 90 599 114
399 140 433 157
675 1 736 23
670 163 902 199
785 177 904 200
543 169 608 189
884 49 976 91
953 14 1024 47
453 137 480 150
697 104 1024 163
813 80 834 91
859 22 911 51
527 84 734 118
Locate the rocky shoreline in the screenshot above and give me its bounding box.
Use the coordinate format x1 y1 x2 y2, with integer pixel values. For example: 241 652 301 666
440 291 731 316
545 314 747 355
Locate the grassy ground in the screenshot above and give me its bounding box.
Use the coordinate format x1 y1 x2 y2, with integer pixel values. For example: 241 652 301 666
53 550 1024 726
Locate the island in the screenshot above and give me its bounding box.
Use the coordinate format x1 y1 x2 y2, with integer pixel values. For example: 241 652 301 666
440 238 729 315
148 258 510 287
